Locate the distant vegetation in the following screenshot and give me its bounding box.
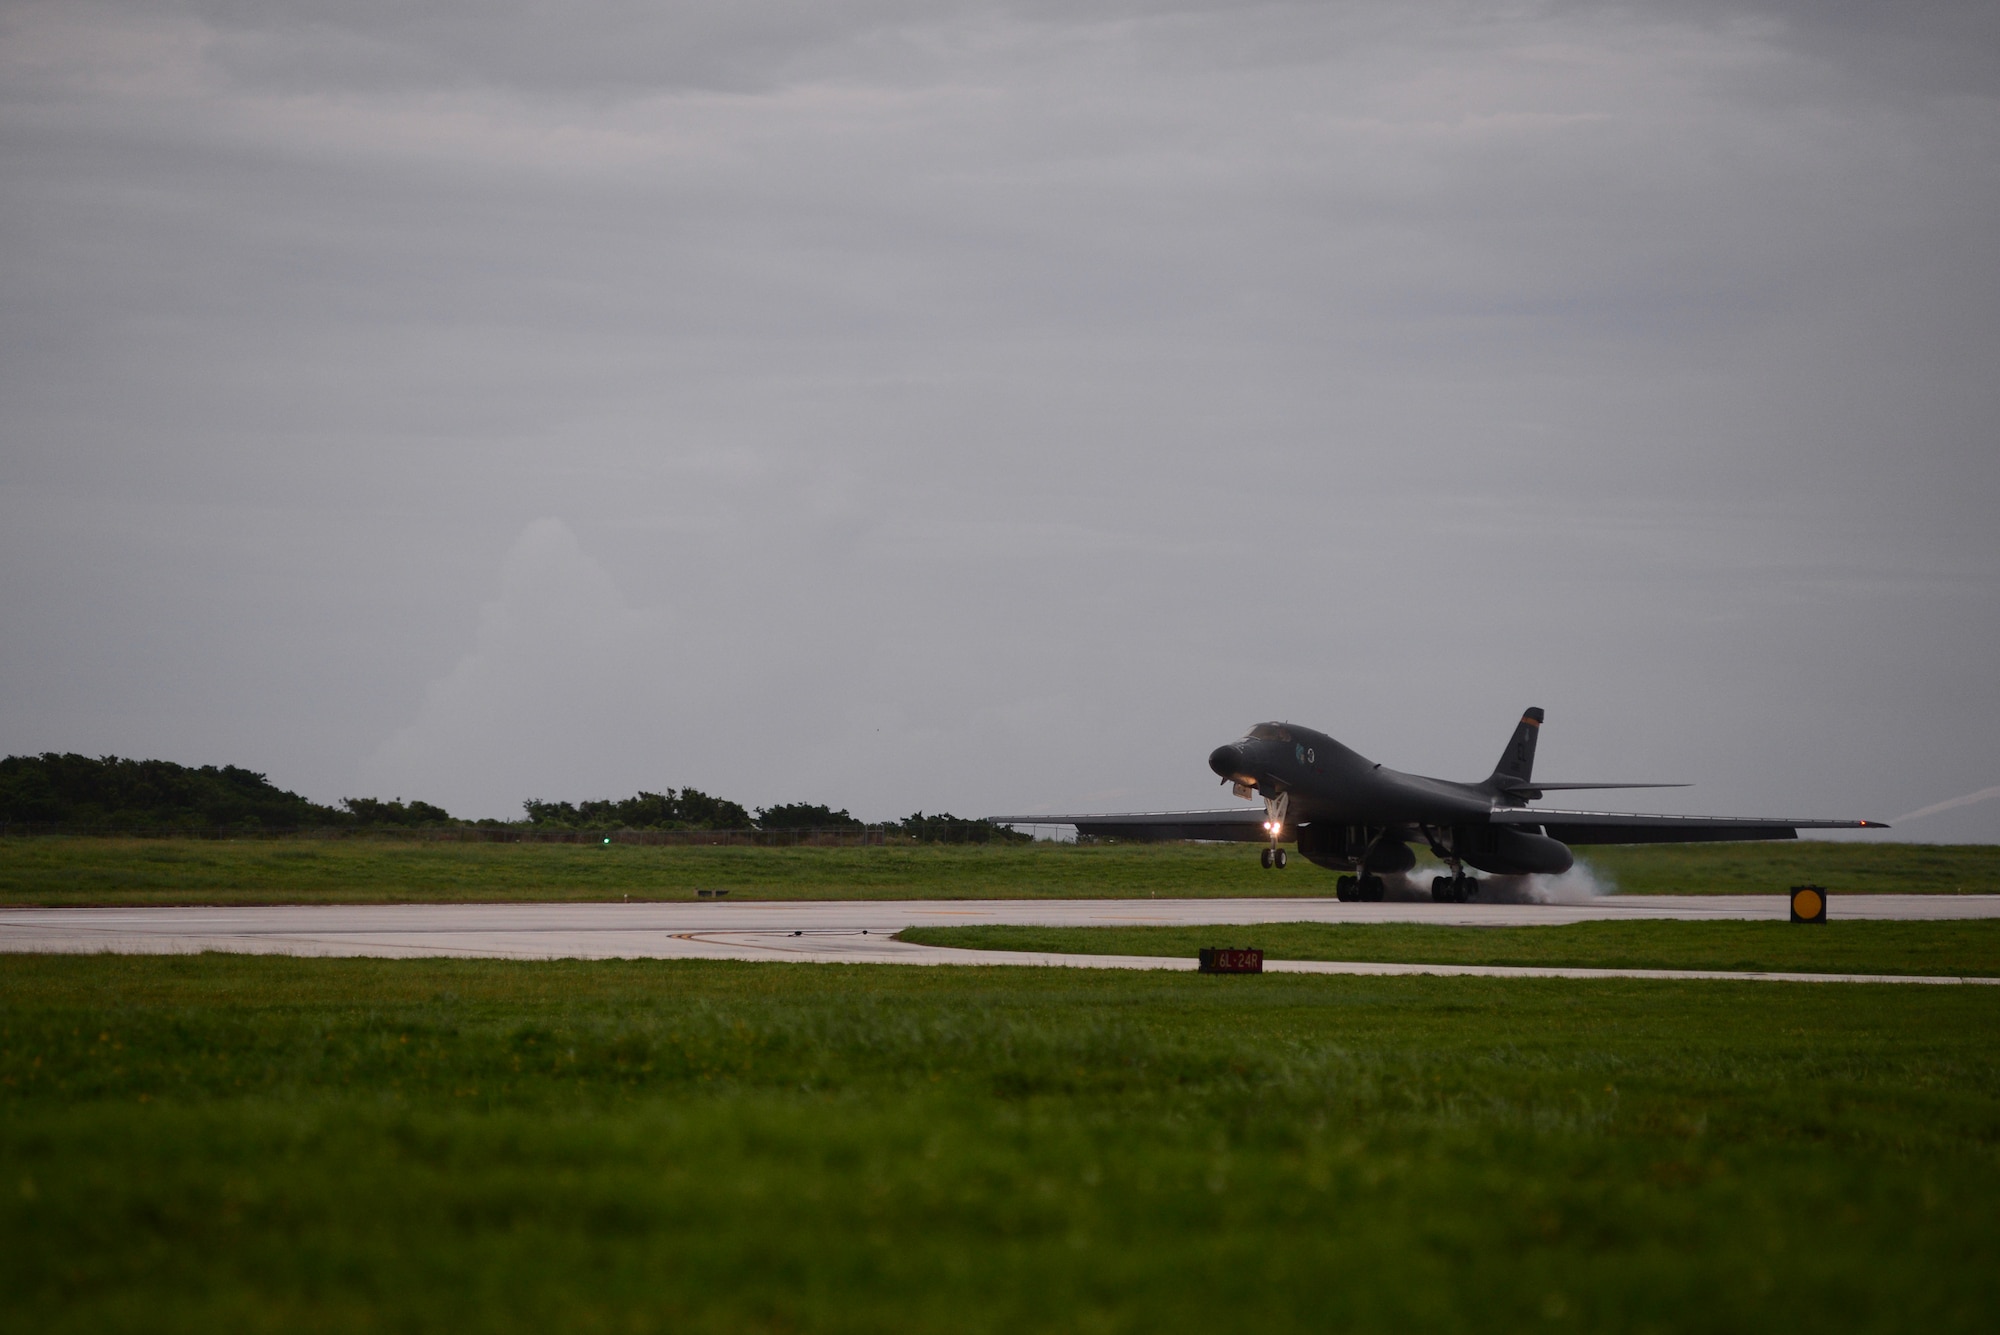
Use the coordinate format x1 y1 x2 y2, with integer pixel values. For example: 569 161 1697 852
0 753 354 830
522 788 753 831
884 811 1030 843
0 753 1019 841
755 802 863 830
516 792 1019 841
329 797 456 827
0 753 477 831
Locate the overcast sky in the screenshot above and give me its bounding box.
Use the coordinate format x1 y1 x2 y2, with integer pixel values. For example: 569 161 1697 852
3 0 1996 839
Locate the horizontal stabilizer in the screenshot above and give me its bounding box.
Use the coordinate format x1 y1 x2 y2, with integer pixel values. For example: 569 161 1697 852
1502 782 1689 792
1498 781 1690 800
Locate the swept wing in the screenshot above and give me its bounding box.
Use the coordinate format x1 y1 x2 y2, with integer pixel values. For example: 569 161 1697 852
991 805 1884 846
1490 807 1883 844
988 808 1267 842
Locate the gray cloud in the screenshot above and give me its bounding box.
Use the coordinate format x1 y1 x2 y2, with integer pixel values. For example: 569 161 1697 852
359 517 679 814
2 0 1995 836
1653 0 2000 98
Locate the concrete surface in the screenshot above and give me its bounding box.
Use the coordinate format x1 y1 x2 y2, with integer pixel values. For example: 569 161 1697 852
3 895 1997 985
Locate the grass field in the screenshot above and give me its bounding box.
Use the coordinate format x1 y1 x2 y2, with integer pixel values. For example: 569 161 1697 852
899 919 2000 978
4 953 1999 1333
0 836 1992 905
1582 840 1995 897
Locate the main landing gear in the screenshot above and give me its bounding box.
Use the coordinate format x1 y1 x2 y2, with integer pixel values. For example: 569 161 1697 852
1430 874 1481 903
1417 828 1479 904
1261 847 1288 869
1336 874 1385 903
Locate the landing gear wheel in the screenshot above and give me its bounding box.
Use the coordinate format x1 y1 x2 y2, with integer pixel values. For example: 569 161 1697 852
1336 875 1357 902
1274 849 1288 869
1360 874 1386 902
1260 848 1274 869
1431 875 1452 904
1461 876 1480 900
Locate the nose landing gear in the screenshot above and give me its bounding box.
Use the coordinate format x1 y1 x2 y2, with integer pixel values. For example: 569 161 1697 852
1258 792 1290 869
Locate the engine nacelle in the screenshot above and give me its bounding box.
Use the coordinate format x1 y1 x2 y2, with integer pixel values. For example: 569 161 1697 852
1296 824 1416 873
1454 824 1574 875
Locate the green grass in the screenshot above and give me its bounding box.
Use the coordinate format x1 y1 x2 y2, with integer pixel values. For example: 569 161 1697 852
1582 840 1996 896
0 838 1288 905
898 919 2000 978
0 837 1992 906
3 955 1999 1332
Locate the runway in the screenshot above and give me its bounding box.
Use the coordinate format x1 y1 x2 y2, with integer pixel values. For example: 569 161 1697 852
2 895 1997 985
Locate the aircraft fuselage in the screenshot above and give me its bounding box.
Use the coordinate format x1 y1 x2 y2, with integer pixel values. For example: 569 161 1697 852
1205 721 1570 877
1208 724 1496 826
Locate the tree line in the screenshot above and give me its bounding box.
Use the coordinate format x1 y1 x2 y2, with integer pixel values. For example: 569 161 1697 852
0 753 1023 841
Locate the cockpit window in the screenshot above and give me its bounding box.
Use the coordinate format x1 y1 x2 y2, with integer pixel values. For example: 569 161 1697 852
1247 723 1291 742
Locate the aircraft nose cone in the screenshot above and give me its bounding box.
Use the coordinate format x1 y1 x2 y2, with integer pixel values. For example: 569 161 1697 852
1209 744 1246 779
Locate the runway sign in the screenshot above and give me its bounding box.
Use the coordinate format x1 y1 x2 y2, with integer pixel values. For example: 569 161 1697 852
1790 885 1828 923
1198 947 1263 974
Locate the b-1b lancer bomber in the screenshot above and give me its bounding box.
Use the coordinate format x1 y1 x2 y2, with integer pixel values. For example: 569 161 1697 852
994 709 1884 903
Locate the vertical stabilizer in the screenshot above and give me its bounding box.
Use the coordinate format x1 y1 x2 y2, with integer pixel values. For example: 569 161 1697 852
1490 707 1544 784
